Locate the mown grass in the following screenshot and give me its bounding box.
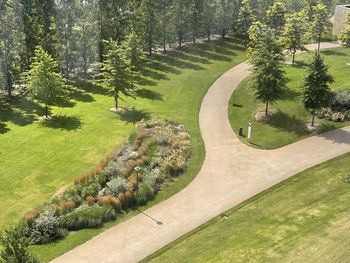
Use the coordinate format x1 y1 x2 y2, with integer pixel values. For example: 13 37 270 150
143 153 350 263
229 47 350 149
0 38 247 261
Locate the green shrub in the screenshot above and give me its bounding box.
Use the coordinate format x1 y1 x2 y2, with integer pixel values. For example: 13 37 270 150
60 205 116 231
61 186 83 205
107 177 128 196
135 183 154 206
143 168 163 192
81 182 100 198
26 209 65 244
0 224 40 263
331 89 350 112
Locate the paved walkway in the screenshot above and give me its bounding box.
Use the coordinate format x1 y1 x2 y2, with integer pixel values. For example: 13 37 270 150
51 42 350 263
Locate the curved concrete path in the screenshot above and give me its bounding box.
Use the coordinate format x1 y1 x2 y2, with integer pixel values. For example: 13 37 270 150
52 42 350 263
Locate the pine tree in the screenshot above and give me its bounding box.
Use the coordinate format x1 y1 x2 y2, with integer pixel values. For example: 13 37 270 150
302 52 334 126
280 12 307 63
250 30 287 115
24 46 66 118
338 13 350 47
123 31 145 73
99 40 135 110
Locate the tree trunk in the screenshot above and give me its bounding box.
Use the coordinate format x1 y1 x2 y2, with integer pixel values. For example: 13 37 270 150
162 7 166 52
45 104 49 118
207 1 211 41
193 4 197 46
265 100 269 116
317 35 321 52
311 113 315 127
114 95 119 110
292 49 296 64
148 7 152 56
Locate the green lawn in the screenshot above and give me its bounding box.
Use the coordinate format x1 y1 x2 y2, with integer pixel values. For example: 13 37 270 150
0 38 247 261
229 48 350 149
143 153 350 263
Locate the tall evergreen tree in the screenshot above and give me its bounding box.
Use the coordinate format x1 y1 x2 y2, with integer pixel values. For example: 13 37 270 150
99 40 135 110
302 52 334 126
250 30 287 115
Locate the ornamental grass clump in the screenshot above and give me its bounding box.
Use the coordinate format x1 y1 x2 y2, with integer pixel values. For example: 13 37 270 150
60 205 116 231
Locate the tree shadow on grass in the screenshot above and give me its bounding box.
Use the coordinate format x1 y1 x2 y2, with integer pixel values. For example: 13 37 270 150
150 53 206 71
0 122 9 134
280 88 301 101
134 75 158 86
73 79 108 96
40 114 82 131
116 107 150 124
265 110 307 136
289 61 308 69
141 66 172 80
136 89 163 101
0 97 44 131
321 50 346 57
51 96 76 108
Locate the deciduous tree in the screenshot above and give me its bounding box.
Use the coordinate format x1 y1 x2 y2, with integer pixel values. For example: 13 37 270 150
236 0 256 45
24 46 66 118
266 0 287 34
310 2 329 51
338 13 350 47
280 12 307 63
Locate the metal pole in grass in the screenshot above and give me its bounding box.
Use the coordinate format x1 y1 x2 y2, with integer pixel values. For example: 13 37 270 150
247 122 252 143
134 166 141 197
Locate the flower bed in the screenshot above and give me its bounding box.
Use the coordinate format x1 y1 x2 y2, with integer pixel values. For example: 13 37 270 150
22 118 192 245
317 89 350 122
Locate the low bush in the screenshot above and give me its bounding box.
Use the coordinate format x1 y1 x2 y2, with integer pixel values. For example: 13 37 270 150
26 210 65 244
0 224 40 263
143 168 163 192
332 89 350 111
107 177 128 196
317 89 350 122
135 183 154 206
60 205 116 231
81 182 100 198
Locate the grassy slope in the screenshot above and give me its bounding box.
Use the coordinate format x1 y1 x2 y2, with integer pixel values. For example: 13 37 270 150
229 48 350 149
144 153 350 263
0 39 247 261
